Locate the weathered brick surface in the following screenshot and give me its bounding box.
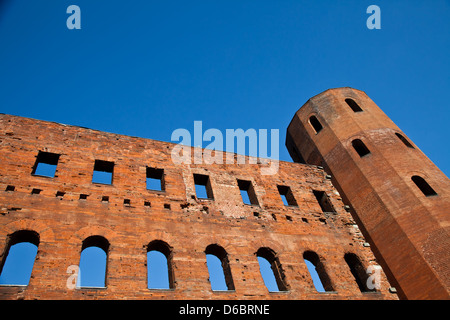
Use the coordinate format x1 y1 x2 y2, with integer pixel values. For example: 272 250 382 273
0 113 396 300
287 87 450 300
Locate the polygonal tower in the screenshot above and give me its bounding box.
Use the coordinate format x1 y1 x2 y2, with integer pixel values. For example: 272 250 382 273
286 87 450 300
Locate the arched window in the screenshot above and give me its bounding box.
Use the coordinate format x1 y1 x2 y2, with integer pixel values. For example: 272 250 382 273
0 230 39 286
78 235 109 288
352 139 371 157
395 133 414 149
205 244 234 291
147 240 174 289
344 253 374 292
345 98 363 112
411 176 437 197
309 116 323 134
303 251 334 292
256 247 288 292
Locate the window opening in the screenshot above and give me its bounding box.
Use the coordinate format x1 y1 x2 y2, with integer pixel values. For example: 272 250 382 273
237 179 259 206
92 160 114 185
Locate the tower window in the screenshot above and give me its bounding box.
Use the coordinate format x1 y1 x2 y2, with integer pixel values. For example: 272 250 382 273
237 179 259 206
352 139 371 157
146 167 165 191
32 151 60 178
309 116 323 134
92 160 114 185
194 173 214 200
345 98 363 112
395 133 414 149
277 185 298 206
411 176 437 197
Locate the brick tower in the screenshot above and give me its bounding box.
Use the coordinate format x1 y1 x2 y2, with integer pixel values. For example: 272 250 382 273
286 87 450 299
0 113 397 300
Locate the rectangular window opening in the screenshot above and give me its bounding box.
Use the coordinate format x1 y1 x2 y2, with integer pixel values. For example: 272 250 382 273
237 179 259 206
92 160 114 185
277 185 298 206
79 194 88 200
32 151 60 178
146 167 165 191
309 116 323 134
31 188 41 195
312 190 336 213
56 191 65 199
194 174 214 200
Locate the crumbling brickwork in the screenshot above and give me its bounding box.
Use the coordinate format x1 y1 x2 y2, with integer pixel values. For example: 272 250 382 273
0 113 397 300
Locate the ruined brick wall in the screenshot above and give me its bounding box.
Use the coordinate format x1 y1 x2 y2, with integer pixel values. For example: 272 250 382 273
0 113 396 300
286 87 450 300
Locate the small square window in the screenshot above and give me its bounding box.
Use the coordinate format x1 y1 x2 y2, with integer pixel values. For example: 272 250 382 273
56 191 65 198
31 188 42 195
32 151 60 178
237 179 259 206
124 199 131 206
194 174 214 200
5 185 15 192
277 185 298 206
102 196 109 203
164 203 171 210
92 160 114 185
144 201 151 207
312 190 336 213
146 167 165 191
79 194 88 200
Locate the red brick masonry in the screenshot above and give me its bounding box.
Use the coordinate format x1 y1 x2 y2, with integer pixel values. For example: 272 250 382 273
0 111 396 300
287 87 449 299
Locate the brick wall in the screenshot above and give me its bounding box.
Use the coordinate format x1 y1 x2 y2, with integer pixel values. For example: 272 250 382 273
0 113 396 300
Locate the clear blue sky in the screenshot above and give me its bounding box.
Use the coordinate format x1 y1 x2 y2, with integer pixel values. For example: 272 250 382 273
0 0 449 291
0 0 449 176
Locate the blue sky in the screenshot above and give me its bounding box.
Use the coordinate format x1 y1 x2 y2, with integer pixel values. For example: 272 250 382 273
0 0 449 176
0 0 449 291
